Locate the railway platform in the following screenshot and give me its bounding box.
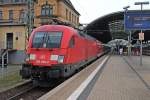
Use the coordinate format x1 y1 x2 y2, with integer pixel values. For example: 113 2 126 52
86 55 150 100
39 55 150 100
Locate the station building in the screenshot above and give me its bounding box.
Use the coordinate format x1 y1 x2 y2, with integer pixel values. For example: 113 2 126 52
35 0 80 27
0 0 80 64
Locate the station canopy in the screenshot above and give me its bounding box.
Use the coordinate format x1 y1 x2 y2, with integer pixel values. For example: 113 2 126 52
85 10 150 44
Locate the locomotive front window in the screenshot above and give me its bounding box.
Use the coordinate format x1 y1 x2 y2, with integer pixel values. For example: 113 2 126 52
32 32 62 48
46 32 62 48
32 32 45 48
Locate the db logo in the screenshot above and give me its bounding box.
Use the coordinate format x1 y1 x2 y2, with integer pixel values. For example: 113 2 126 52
40 55 45 59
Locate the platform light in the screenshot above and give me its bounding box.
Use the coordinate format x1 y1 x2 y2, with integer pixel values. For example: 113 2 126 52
123 6 130 11
123 5 131 56
135 1 149 5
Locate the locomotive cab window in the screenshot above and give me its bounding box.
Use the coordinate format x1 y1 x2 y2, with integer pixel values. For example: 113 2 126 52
47 32 62 48
32 32 45 48
69 37 75 48
32 32 62 48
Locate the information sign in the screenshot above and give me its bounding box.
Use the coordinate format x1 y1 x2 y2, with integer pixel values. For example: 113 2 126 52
125 12 150 30
139 32 144 40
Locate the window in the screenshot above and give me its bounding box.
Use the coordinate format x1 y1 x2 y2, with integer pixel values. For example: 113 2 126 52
32 32 45 48
77 17 79 24
3 0 9 3
14 0 20 3
46 32 62 48
0 0 3 3
0 0 27 3
41 4 53 16
69 37 75 48
14 0 27 3
9 10 13 21
75 16 76 24
66 9 68 20
32 32 62 48
69 12 71 21
0 10 2 20
19 10 25 22
72 14 73 22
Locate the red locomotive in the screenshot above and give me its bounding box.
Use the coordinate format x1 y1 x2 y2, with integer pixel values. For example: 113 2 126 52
20 25 103 85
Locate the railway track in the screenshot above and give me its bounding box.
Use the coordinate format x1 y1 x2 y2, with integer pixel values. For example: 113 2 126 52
0 53 108 100
0 80 63 100
7 86 50 100
0 62 97 100
0 81 33 100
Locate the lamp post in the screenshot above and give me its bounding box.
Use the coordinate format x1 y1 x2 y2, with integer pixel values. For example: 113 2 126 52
123 6 130 56
134 1 149 66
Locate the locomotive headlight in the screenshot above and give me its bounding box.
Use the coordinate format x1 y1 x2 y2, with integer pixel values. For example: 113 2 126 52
58 56 64 63
30 54 36 60
50 55 64 63
50 55 59 61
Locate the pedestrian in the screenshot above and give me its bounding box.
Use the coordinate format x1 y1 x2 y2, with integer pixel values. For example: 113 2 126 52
119 48 123 55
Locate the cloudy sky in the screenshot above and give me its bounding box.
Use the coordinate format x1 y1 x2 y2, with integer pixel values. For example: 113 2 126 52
70 0 150 23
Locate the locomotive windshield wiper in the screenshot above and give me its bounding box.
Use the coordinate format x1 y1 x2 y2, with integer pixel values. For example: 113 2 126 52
46 36 49 48
45 35 55 51
45 36 53 50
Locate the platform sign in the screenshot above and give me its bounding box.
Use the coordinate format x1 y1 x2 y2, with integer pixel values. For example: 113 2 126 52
139 32 144 40
125 12 150 30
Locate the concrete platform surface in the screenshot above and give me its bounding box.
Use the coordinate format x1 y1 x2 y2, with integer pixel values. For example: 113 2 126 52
124 56 150 88
87 55 150 100
38 56 107 100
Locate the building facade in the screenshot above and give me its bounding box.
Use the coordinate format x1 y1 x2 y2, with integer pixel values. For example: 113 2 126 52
34 0 80 27
0 0 80 64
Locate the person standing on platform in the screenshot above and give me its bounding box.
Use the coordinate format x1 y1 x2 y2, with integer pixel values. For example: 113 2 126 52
119 48 123 55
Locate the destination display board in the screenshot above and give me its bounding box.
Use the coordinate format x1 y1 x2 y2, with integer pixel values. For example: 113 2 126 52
125 12 150 30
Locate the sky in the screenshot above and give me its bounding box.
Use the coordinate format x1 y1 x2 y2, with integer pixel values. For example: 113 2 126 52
70 0 150 24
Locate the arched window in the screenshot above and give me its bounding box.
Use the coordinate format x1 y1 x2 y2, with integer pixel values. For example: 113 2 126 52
41 4 53 16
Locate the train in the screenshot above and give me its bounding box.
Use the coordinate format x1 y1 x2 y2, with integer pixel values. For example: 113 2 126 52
20 25 105 86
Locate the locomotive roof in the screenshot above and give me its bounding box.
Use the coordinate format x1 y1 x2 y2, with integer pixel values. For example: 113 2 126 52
33 25 77 35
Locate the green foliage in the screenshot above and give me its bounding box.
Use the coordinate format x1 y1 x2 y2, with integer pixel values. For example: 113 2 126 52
0 71 24 92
